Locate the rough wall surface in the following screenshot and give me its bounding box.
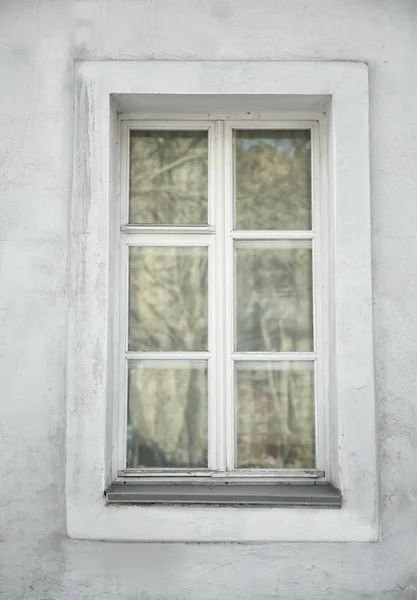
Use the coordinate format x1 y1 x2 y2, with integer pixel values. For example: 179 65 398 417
0 0 416 598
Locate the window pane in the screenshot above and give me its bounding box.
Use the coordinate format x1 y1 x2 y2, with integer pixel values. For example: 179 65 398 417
234 129 311 230
129 130 208 224
129 246 208 351
127 361 208 468
236 361 315 469
235 242 313 352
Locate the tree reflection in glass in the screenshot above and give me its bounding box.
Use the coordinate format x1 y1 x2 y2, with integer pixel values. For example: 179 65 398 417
129 130 208 225
236 362 315 469
126 126 315 471
129 246 208 352
235 242 313 352
234 129 311 230
127 361 208 468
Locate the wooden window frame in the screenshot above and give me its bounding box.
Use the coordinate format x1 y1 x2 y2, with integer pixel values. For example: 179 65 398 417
112 117 330 489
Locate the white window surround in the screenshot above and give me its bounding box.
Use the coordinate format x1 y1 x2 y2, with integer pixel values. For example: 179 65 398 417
67 60 377 542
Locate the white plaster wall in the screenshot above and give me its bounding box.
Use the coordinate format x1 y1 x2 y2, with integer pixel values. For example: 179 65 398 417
0 0 416 597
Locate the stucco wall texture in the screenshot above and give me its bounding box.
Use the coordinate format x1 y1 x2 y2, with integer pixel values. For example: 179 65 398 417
1 0 417 598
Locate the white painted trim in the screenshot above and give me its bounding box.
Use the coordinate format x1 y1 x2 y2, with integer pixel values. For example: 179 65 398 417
121 225 215 234
118 119 322 476
124 121 213 128
312 117 328 474
108 99 121 486
223 120 316 130
232 230 314 239
212 120 226 472
232 352 316 361
233 239 312 249
126 352 211 361
118 241 128 470
67 60 377 542
223 120 235 471
122 233 213 246
119 112 326 122
116 469 323 479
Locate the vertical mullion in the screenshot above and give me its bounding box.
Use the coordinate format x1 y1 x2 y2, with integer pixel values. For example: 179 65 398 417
210 121 226 471
207 123 216 228
120 122 130 226
224 123 235 471
207 122 217 469
312 120 326 472
118 240 129 472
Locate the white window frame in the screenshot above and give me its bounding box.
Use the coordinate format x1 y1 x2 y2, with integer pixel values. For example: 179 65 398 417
67 60 377 542
116 118 327 482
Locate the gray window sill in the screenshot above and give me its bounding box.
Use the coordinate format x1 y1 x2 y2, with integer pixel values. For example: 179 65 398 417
105 480 342 508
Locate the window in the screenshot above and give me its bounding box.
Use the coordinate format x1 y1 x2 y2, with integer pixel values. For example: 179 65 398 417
109 118 336 506
67 60 377 541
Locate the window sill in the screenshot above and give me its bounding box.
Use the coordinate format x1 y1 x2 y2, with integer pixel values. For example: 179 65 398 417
105 480 342 508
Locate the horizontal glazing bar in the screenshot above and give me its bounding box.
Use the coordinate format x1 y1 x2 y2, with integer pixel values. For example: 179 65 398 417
234 239 312 250
122 225 215 234
232 352 316 361
232 230 314 240
118 469 324 479
228 121 316 130
122 233 212 246
126 123 213 130
126 352 210 361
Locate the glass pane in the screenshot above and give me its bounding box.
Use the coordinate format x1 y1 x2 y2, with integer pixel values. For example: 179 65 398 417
129 246 208 351
129 130 208 224
235 242 313 352
234 129 311 230
127 361 208 468
236 361 315 469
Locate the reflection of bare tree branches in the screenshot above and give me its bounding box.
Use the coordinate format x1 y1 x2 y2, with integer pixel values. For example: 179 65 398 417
237 366 314 468
127 365 208 468
133 150 207 184
235 130 311 230
129 131 208 224
259 312 291 449
132 296 185 349
127 129 315 469
237 248 312 352
237 246 314 467
129 248 208 352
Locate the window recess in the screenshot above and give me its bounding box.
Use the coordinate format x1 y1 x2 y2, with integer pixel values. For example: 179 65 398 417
68 61 377 541
107 117 339 506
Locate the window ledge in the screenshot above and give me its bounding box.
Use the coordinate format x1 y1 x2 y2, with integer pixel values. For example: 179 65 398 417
105 480 342 508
